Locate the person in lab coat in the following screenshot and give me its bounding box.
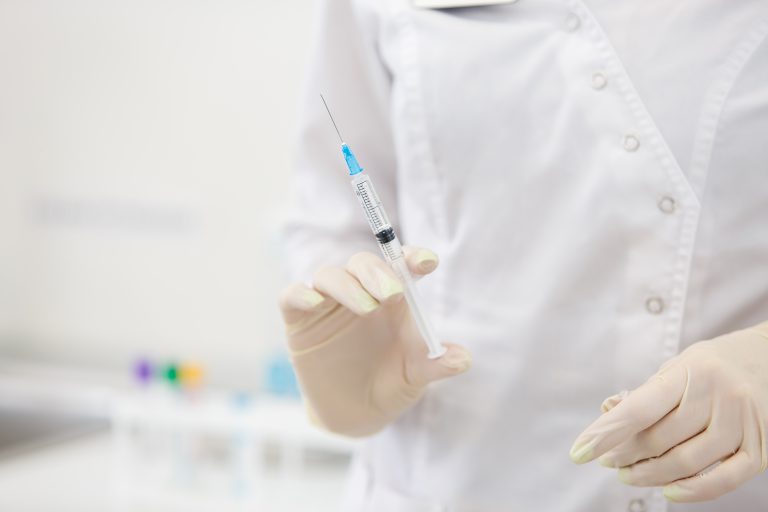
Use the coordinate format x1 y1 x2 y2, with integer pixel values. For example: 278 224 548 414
279 0 768 510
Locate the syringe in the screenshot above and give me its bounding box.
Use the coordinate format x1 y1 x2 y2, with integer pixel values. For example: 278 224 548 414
320 95 447 359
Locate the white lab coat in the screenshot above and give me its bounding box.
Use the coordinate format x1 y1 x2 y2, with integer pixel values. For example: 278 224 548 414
283 0 768 510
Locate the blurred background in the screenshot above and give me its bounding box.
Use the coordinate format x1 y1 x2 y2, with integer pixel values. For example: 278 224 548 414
0 1 355 510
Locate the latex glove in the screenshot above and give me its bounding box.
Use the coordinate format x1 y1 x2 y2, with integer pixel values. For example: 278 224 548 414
279 247 472 437
570 322 768 502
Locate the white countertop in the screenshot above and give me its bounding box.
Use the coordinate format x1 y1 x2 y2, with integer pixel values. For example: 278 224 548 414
0 432 349 512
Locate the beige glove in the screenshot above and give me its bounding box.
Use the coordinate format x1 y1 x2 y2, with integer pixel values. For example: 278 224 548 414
570 322 768 503
279 247 472 437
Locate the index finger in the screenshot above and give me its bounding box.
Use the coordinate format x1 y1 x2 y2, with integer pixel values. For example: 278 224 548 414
570 363 688 464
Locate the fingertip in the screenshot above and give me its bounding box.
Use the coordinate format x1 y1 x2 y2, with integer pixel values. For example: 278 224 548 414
346 252 406 304
302 288 327 309
417 254 439 273
353 292 381 316
438 345 472 373
279 283 322 311
279 284 330 324
404 246 440 275
313 266 383 316
617 467 632 484
569 436 598 464
379 289 405 306
663 485 685 502
374 271 405 304
600 390 629 413
408 344 472 388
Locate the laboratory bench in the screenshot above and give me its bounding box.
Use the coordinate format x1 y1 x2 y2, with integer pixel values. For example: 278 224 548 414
0 358 352 512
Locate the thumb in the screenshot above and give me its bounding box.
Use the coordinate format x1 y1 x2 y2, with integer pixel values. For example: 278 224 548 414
600 389 629 413
406 343 472 387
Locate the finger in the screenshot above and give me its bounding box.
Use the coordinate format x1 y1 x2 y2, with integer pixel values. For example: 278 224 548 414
618 426 741 487
312 266 380 316
664 402 766 503
663 450 758 502
739 393 768 473
346 252 404 304
403 246 439 276
279 283 332 324
601 390 628 413
404 343 472 388
599 401 710 468
570 364 688 464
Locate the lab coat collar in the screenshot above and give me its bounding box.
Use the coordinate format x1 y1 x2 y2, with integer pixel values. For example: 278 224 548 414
413 0 517 9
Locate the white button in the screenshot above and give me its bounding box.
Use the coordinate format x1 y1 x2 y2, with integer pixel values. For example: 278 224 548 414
591 72 607 90
645 297 664 315
623 135 640 152
628 498 647 512
564 13 581 31
658 196 677 214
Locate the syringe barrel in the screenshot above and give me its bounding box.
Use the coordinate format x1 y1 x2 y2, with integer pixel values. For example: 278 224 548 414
390 256 447 359
349 173 447 359
376 230 446 359
350 173 391 235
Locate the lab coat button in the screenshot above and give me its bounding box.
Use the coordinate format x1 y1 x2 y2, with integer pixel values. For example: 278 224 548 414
564 13 581 32
645 297 664 315
591 72 607 90
628 498 647 512
658 196 677 214
623 135 640 152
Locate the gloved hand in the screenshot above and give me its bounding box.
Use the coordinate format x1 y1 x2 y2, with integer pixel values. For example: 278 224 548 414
279 246 472 437
570 322 768 503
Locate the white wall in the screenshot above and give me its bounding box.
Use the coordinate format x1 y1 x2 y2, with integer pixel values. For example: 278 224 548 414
0 0 314 387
